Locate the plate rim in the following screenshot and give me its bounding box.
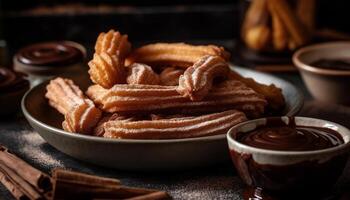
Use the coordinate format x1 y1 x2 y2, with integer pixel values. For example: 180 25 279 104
21 66 304 144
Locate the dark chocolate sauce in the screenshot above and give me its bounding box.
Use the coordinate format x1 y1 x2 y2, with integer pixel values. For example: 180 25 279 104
16 42 83 66
0 68 29 93
237 117 344 151
231 117 348 200
310 58 350 71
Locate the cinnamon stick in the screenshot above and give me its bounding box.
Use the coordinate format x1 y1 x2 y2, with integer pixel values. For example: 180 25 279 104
52 169 120 188
0 169 29 200
0 146 52 192
51 169 170 200
0 161 43 200
52 169 124 199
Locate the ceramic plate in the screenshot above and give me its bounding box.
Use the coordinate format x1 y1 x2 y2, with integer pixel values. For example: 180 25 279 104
22 66 303 171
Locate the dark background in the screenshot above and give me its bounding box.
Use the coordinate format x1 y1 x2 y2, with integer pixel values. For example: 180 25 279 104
0 0 350 63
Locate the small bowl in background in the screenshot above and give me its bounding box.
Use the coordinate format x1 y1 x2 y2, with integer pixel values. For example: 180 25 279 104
14 41 87 87
293 42 350 105
227 117 350 196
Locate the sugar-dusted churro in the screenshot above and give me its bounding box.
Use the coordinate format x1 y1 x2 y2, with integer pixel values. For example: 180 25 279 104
126 63 160 85
159 67 184 86
88 52 126 88
229 71 285 111
177 55 229 101
86 80 267 118
103 110 247 139
95 29 131 57
93 113 138 137
45 78 102 134
126 43 230 68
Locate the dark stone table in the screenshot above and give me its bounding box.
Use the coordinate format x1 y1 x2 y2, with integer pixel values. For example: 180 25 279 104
0 74 349 200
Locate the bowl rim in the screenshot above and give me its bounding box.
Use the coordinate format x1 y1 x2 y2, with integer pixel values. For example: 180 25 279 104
293 41 350 76
21 66 303 144
227 116 350 156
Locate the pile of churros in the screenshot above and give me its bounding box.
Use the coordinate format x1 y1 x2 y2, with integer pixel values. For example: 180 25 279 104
241 0 314 52
45 29 285 139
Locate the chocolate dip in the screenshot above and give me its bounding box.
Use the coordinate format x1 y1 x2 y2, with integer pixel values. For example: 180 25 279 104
16 42 83 66
229 117 348 200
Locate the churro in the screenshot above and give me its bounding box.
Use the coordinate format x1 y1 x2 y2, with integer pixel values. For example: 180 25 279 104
126 43 230 68
177 55 229 101
268 0 309 47
45 78 102 134
95 29 131 57
229 71 284 111
103 110 247 139
88 52 126 88
93 113 138 137
126 63 160 85
86 80 267 118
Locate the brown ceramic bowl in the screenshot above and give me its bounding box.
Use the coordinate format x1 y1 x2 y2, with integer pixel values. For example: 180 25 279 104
293 42 350 105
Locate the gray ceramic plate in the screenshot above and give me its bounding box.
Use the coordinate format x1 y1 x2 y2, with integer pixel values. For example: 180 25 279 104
22 66 303 171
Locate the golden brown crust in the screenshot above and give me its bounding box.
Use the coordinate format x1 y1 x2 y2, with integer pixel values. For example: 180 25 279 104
95 29 131 57
86 80 267 118
126 63 160 85
103 110 247 139
177 55 229 101
228 71 285 111
93 113 138 137
45 78 102 134
89 29 131 88
88 52 126 88
126 43 230 68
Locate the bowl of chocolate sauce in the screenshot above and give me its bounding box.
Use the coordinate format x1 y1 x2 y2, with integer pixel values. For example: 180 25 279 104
14 41 87 87
293 42 350 105
227 116 350 200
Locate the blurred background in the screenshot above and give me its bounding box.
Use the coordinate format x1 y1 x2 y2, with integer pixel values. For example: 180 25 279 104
0 0 350 66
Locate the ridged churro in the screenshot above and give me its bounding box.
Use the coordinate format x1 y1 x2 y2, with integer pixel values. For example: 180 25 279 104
86 80 267 118
93 113 138 137
103 110 247 139
45 78 102 134
229 71 285 111
45 29 287 140
95 29 131 57
126 43 230 68
88 52 126 88
177 55 229 101
159 67 184 86
89 29 131 88
126 63 160 85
